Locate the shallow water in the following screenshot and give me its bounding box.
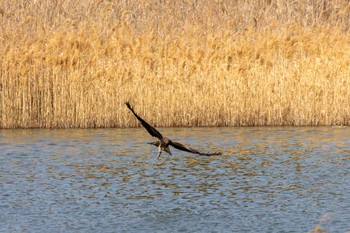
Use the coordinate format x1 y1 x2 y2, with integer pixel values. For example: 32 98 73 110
1 127 350 232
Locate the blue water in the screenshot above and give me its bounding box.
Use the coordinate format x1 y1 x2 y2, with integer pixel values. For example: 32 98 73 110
1 127 350 232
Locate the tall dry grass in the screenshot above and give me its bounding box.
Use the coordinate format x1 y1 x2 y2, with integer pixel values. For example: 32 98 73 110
1 0 350 128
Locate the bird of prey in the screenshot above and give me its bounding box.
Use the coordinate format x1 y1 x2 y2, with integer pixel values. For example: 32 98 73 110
125 101 221 159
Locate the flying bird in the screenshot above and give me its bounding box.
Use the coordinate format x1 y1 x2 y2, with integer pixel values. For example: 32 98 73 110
125 101 222 159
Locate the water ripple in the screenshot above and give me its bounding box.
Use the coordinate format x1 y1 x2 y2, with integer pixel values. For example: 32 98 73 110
1 127 350 232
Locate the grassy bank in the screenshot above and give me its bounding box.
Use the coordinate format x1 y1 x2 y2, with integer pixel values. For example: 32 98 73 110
1 0 350 128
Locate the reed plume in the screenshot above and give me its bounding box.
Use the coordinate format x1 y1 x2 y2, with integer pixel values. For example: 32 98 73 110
1 0 350 128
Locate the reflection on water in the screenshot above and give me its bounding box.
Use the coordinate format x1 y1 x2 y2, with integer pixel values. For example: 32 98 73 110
1 127 350 232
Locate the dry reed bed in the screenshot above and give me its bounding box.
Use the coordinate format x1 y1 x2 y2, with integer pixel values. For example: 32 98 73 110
1 0 350 128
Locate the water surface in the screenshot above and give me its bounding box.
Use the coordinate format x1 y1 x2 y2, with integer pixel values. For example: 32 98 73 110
1 127 350 232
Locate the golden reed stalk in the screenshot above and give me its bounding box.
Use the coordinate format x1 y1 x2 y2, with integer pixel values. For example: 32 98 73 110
1 0 350 128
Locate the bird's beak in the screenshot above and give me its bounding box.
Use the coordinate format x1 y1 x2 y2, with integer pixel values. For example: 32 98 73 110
148 141 160 147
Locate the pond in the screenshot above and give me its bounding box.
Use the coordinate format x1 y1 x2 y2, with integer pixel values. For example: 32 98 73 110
1 127 350 232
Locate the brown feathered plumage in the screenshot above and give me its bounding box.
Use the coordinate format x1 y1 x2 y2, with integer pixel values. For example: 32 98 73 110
125 101 222 159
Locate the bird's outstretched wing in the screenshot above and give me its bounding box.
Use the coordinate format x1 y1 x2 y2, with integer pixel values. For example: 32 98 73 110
169 140 222 156
125 101 163 139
